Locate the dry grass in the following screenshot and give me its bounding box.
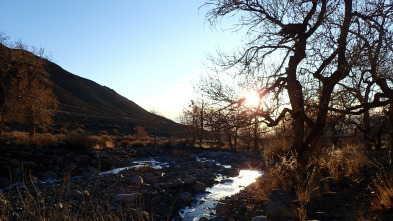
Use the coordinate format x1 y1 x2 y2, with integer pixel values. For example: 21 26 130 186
371 173 393 213
256 143 369 221
317 144 369 181
63 131 114 151
0 173 151 221
5 131 61 146
262 137 293 160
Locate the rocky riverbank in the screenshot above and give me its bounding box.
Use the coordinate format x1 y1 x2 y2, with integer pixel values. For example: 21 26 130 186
0 145 264 220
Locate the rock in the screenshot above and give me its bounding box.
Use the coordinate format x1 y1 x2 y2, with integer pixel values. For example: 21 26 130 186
253 210 264 217
68 164 77 171
66 190 89 201
19 151 32 157
196 168 209 175
115 193 141 203
179 192 191 203
144 174 159 183
170 179 182 188
23 161 37 168
33 150 43 157
192 181 206 193
131 175 143 187
184 177 198 185
0 178 11 189
264 189 293 220
198 217 208 221
43 170 58 180
56 157 64 166
8 159 21 167
221 179 234 183
87 167 98 174
251 216 269 221
81 172 94 177
216 202 226 214
215 216 226 221
75 155 89 163
160 183 172 189
55 203 64 209
139 211 150 220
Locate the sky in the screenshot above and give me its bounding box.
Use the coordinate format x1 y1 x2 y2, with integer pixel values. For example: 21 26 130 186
0 0 244 121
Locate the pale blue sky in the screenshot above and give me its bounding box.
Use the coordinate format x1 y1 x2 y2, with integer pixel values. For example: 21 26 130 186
0 0 243 121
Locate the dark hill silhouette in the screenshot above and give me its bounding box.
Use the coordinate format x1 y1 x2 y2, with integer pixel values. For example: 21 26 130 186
1 43 183 136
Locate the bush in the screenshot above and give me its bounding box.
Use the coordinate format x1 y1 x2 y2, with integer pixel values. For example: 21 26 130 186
134 126 148 139
62 132 114 151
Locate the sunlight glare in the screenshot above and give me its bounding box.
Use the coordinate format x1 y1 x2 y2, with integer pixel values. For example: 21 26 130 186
245 91 261 108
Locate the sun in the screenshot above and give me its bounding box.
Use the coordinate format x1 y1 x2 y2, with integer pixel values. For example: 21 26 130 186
244 91 261 108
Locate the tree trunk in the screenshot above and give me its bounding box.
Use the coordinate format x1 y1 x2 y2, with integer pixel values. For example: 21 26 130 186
227 132 233 151
234 127 238 152
375 124 385 150
386 106 393 165
29 107 35 140
0 84 5 141
253 115 258 151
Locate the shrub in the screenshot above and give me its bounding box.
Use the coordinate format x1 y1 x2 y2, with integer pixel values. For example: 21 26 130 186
62 132 115 151
134 126 148 139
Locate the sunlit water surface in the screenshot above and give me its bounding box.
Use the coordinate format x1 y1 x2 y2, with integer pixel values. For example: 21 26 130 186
179 170 263 221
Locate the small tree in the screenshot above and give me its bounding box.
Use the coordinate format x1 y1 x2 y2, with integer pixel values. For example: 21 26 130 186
4 41 58 139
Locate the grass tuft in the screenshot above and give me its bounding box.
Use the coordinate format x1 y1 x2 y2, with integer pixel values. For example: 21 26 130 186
371 173 393 213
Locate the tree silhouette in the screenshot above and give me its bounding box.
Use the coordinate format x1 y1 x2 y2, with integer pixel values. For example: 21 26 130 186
203 0 393 165
1 41 58 139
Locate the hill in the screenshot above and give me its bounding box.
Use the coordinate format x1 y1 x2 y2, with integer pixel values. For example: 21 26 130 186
1 43 184 136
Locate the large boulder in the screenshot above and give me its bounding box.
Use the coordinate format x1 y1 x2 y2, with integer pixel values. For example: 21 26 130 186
192 181 206 193
42 170 58 180
143 174 159 183
184 177 198 185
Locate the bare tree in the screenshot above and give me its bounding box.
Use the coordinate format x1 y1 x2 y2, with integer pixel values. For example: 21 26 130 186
203 0 393 165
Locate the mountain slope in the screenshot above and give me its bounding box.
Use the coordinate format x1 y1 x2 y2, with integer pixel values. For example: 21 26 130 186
1 43 183 136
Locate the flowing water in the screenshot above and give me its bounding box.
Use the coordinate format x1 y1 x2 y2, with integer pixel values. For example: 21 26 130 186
99 158 168 175
3 156 262 221
179 170 263 220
